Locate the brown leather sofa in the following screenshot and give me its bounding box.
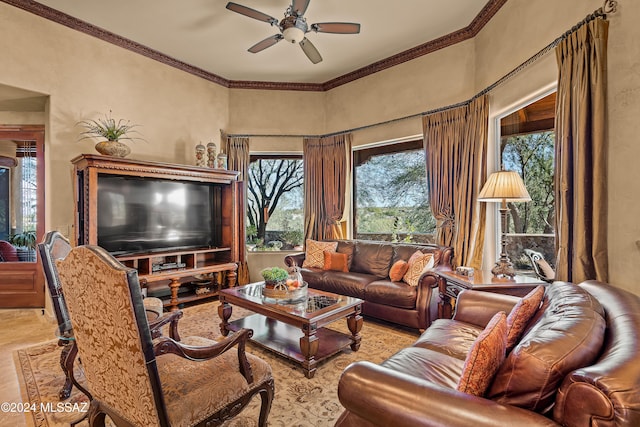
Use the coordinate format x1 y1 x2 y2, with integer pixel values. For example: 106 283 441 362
336 280 640 427
285 240 453 330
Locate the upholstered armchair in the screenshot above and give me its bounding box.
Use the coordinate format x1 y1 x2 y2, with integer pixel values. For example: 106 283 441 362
0 240 19 262
38 231 179 401
56 244 274 427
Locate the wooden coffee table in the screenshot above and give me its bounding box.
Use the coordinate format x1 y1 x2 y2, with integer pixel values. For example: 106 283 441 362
218 282 363 379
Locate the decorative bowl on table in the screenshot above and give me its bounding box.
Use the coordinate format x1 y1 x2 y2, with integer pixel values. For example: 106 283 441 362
261 266 308 302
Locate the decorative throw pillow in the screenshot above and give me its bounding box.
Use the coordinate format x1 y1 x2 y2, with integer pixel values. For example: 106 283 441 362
457 311 508 397
402 251 434 287
505 285 545 352
323 251 349 272
389 260 409 282
302 239 338 269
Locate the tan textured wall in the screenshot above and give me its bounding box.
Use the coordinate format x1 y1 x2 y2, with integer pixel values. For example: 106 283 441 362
228 88 324 152
1 0 638 294
326 40 476 147
0 3 229 239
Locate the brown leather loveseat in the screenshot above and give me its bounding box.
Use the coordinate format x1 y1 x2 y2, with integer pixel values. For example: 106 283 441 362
285 240 453 330
336 280 640 426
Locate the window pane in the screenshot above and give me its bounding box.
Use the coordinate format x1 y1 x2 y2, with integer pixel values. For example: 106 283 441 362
499 92 556 273
355 147 435 242
501 131 555 234
246 157 304 251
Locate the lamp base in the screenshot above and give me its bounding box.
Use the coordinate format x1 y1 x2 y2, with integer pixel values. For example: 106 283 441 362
491 260 516 279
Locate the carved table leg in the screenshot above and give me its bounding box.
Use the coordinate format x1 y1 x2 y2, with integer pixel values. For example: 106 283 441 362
438 277 453 319
168 278 181 312
227 269 238 288
300 323 319 379
218 300 232 336
347 307 363 352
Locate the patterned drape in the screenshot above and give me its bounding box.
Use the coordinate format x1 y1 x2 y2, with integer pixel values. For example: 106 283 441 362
422 95 488 269
554 17 609 283
303 134 352 241
223 134 251 285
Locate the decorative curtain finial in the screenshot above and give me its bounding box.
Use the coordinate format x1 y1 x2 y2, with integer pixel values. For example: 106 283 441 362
602 0 617 14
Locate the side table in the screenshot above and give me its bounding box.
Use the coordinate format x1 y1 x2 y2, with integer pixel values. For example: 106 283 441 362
437 269 547 318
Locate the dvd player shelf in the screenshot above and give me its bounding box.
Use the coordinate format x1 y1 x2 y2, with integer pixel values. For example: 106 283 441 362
72 154 246 311
119 248 238 310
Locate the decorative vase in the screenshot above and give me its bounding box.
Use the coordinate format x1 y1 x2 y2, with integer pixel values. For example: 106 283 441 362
195 143 206 167
207 142 216 168
217 153 227 169
95 140 131 158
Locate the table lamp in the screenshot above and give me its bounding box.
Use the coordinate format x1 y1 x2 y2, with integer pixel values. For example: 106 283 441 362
478 170 531 278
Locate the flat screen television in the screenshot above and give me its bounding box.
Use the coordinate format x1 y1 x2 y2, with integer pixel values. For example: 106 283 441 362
97 174 218 255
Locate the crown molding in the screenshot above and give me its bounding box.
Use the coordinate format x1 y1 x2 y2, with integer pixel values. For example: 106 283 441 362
3 0 507 92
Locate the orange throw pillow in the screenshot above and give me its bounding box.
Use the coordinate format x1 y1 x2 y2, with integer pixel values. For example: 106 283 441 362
323 251 349 272
457 311 508 397
302 239 338 269
505 285 545 352
389 260 409 282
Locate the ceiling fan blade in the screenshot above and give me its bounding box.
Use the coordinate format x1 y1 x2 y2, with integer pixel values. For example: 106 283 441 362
291 0 311 16
248 34 283 53
299 37 322 64
311 22 361 34
225 2 279 26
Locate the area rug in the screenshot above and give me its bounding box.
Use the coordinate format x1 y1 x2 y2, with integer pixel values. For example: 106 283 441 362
14 300 418 426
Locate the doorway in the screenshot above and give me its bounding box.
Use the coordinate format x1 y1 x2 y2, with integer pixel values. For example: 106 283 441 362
0 125 45 308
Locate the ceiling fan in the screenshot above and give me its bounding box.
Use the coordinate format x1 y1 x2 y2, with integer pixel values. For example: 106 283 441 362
225 0 361 64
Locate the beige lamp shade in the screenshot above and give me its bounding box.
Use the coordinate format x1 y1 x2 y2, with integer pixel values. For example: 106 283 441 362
478 170 531 202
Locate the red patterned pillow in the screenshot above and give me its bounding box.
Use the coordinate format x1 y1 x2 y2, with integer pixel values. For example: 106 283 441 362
402 251 434 287
457 311 508 397
323 251 349 272
506 285 545 352
302 239 338 269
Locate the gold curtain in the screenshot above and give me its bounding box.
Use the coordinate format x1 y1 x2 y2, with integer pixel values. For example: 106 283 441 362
554 18 609 283
422 95 488 268
223 134 251 285
303 134 352 241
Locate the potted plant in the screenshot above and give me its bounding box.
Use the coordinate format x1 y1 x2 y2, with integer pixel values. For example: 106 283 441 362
260 267 289 288
9 230 36 262
78 111 143 157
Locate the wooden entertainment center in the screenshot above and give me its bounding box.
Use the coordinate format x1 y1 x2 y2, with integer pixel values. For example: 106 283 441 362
72 154 245 311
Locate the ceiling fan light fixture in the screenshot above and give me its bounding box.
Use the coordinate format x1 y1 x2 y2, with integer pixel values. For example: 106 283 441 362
282 26 305 44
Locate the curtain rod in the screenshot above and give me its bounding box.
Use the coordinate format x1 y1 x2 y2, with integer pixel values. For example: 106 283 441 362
227 1 617 140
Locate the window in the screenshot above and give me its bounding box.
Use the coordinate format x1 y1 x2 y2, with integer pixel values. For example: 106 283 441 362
246 155 304 251
354 140 435 242
499 92 556 272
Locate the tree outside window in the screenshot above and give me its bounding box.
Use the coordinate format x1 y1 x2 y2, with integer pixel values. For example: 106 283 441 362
354 141 435 242
246 156 304 251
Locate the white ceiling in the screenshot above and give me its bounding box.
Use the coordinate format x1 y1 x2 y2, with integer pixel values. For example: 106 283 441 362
33 0 492 84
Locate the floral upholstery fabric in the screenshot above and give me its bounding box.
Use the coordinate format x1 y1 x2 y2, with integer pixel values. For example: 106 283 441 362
56 246 161 427
505 285 545 352
457 311 507 397
157 335 273 427
302 239 338 269
143 297 164 319
402 251 434 287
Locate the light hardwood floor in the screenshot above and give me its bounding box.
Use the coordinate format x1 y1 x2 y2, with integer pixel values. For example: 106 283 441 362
0 309 56 427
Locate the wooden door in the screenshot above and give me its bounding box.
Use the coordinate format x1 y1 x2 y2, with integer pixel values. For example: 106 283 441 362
0 126 45 308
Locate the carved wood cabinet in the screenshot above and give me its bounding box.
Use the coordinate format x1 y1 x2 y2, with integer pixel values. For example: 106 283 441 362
72 154 245 310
